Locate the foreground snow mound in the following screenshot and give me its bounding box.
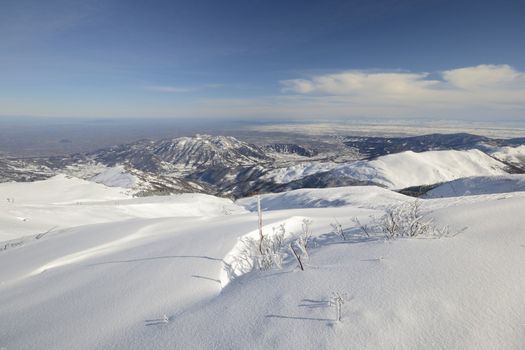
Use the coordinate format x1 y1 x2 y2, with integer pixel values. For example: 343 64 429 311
423 174 525 198
220 216 309 287
153 194 525 350
237 186 410 211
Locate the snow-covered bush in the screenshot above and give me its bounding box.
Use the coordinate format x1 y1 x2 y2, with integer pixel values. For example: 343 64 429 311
234 224 289 271
233 219 316 273
259 224 287 269
270 224 286 254
379 200 450 239
232 237 259 272
297 219 312 257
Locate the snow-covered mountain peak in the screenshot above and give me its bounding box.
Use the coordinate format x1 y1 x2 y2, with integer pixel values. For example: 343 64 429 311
82 134 270 175
151 134 270 168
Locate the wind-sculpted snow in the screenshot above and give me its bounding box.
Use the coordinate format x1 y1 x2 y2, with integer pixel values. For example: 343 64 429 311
165 194 525 350
1 182 525 349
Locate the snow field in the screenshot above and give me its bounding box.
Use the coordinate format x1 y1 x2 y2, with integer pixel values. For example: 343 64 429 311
1 170 525 349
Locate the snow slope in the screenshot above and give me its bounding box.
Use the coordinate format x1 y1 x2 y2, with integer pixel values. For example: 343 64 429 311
168 194 525 350
237 185 410 211
263 162 340 184
0 174 131 205
424 174 525 198
1 183 524 349
90 165 138 188
334 149 509 189
489 145 525 169
265 149 509 190
0 175 245 241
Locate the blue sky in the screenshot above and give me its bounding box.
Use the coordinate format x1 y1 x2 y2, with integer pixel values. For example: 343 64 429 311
1 0 524 121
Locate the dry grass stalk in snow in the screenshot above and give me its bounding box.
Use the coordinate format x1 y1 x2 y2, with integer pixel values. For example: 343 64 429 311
330 292 347 322
351 216 370 237
330 218 346 240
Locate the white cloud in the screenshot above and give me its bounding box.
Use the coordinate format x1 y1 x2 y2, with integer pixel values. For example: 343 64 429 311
281 71 440 96
442 64 525 90
278 64 525 119
4 65 524 122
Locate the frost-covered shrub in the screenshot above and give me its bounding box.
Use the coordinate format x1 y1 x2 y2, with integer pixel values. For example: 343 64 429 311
298 219 312 257
234 219 316 273
235 224 289 271
379 200 450 239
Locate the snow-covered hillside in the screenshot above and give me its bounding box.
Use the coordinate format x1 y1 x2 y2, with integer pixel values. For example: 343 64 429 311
237 185 409 210
1 178 524 349
263 161 339 184
90 165 138 188
88 134 271 172
423 174 525 198
0 175 244 241
488 145 525 171
343 149 509 189
266 149 509 189
0 174 131 205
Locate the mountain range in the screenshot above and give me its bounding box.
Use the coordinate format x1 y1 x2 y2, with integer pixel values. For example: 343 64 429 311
1 133 524 198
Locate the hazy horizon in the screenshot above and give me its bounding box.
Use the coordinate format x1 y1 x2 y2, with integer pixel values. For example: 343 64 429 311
1 116 524 157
